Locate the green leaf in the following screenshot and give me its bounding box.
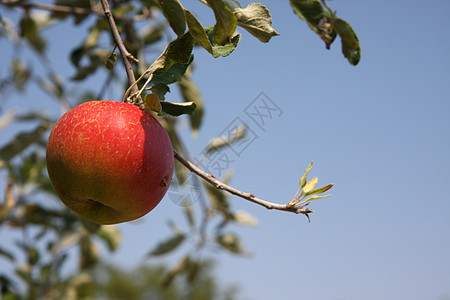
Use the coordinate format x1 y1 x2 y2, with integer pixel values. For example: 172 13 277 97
36 73 65 99
206 26 240 58
148 233 185 256
40 264 52 282
71 64 99 81
79 217 101 233
178 69 204 133
97 226 121 252
158 0 186 36
299 161 314 189
303 183 334 197
142 25 164 45
234 3 279 43
162 255 190 287
70 27 100 67
183 204 195 227
79 235 98 270
303 194 332 202
151 55 194 85
289 0 336 48
160 101 196 116
0 247 15 262
203 172 233 218
207 0 238 45
19 15 46 53
216 233 248 255
334 18 361 65
145 32 195 75
0 122 51 169
222 0 242 11
105 52 117 70
185 10 213 55
51 0 91 23
150 83 170 100
26 247 39 265
70 46 85 67
11 59 31 91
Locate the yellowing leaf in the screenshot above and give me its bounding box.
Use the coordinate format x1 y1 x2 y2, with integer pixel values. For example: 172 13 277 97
207 0 238 45
303 177 318 194
144 93 162 113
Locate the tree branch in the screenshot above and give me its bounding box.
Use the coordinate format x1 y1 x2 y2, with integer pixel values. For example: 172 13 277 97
173 150 314 216
99 0 140 104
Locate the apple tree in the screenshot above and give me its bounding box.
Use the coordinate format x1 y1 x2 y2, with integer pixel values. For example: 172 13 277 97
0 0 360 298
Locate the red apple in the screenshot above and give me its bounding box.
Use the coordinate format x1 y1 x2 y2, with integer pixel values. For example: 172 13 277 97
46 100 174 224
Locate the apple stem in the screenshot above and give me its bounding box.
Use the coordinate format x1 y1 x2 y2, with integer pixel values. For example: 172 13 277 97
173 150 314 217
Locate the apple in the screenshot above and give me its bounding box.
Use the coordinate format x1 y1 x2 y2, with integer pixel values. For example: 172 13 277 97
46 100 174 225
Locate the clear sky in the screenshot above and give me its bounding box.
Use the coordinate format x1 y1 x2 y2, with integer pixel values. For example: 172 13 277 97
1 1 450 300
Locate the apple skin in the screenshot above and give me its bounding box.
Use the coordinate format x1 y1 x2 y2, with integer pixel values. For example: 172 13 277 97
46 100 174 225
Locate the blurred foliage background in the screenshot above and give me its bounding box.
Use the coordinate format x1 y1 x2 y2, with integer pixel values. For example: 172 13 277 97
0 0 358 298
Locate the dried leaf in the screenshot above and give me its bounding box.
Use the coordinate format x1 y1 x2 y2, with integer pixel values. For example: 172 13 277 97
234 3 279 43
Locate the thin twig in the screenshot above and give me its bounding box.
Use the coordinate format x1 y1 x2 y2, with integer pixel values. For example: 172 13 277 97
99 0 140 105
173 150 314 216
0 0 148 22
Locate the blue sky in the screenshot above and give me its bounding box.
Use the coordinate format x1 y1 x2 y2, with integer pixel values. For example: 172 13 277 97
1 1 450 300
